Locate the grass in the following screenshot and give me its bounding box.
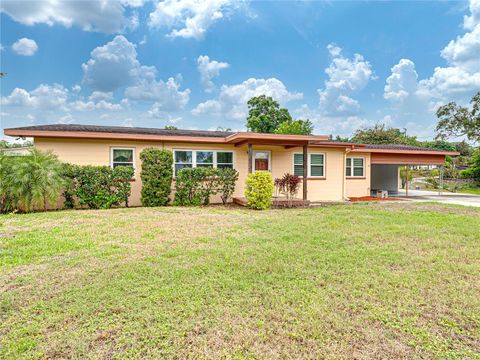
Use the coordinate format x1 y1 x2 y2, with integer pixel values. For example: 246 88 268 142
1 203 479 358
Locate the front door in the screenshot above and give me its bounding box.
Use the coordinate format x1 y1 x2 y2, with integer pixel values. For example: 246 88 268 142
253 150 271 172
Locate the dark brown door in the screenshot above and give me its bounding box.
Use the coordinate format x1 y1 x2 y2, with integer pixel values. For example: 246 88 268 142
255 159 269 171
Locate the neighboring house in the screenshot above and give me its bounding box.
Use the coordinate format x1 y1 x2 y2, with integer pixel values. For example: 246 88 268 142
4 124 459 206
0 146 33 156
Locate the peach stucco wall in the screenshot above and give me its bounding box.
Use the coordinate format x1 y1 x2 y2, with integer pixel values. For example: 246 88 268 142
345 152 371 198
35 138 371 206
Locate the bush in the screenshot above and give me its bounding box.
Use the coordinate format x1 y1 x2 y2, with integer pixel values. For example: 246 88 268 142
274 173 301 199
245 172 274 210
173 167 239 206
174 167 217 206
140 148 173 206
0 155 16 213
62 164 134 209
1 149 64 213
217 168 239 205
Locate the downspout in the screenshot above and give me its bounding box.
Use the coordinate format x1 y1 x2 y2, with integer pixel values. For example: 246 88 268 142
343 147 352 201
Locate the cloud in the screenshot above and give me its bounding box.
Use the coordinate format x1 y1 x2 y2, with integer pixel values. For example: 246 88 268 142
0 0 138 34
384 0 480 109
149 0 235 39
82 35 142 92
441 25 480 73
294 104 374 136
125 76 190 111
464 0 480 30
197 55 229 92
81 35 190 111
384 59 419 102
1 84 69 109
192 77 302 120
416 0 480 101
318 44 374 116
12 38 38 56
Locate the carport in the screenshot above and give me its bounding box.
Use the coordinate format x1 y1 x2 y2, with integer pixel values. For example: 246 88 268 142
353 145 459 197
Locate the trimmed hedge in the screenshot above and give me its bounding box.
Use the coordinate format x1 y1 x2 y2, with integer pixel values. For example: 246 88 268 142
174 167 239 206
61 164 134 209
140 148 173 206
245 172 274 210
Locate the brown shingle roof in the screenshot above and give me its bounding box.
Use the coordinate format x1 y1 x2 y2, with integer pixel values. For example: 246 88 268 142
7 124 234 138
363 144 445 152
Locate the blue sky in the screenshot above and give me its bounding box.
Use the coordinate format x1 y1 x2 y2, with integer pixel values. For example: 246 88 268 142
1 0 479 141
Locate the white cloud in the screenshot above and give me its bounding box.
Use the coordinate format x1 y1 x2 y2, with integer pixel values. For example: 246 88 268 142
1 84 68 109
58 114 74 124
149 0 234 39
82 35 142 92
89 91 113 102
125 77 190 111
385 0 480 110
464 0 480 30
318 43 374 116
294 104 374 136
384 59 419 102
192 77 302 120
197 55 229 92
12 38 38 56
0 0 138 34
441 24 480 73
82 35 190 111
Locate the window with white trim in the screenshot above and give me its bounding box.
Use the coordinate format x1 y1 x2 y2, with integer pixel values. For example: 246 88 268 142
293 153 325 177
111 148 135 169
346 157 364 177
174 150 234 176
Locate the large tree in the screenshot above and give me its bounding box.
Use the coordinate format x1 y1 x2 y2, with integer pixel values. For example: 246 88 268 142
435 91 480 143
350 124 419 145
246 95 292 133
246 95 313 135
275 119 313 135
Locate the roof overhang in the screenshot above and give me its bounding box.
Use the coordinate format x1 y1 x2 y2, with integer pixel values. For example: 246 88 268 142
3 129 227 144
351 148 459 156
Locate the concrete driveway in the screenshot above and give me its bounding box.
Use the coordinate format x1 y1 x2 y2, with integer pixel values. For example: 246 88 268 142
396 189 480 207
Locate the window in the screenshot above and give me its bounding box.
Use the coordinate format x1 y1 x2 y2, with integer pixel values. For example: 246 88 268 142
217 152 234 169
196 151 214 168
175 150 193 175
111 148 134 169
174 150 234 175
293 153 325 177
346 157 364 177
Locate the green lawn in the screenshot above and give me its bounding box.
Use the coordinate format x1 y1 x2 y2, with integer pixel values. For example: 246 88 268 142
1 203 479 358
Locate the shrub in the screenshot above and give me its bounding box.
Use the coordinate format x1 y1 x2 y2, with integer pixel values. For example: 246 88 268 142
1 149 64 213
274 173 301 207
62 164 134 209
245 172 274 210
0 154 17 213
140 148 173 206
113 166 135 207
174 167 217 206
174 167 239 206
217 168 239 205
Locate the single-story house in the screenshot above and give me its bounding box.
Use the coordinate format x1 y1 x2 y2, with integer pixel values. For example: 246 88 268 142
4 124 459 206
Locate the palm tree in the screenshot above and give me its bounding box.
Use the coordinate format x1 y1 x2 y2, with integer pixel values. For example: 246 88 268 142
9 149 64 211
0 154 17 213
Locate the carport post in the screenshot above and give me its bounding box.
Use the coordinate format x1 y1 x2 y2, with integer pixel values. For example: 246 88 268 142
405 165 409 197
439 165 444 195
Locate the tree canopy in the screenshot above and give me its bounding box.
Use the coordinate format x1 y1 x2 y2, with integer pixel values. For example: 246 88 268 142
275 119 314 135
246 95 313 135
435 91 480 143
350 124 419 145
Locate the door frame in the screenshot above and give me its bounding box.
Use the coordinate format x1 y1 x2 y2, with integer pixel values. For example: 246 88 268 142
252 150 272 173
